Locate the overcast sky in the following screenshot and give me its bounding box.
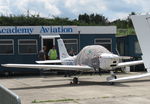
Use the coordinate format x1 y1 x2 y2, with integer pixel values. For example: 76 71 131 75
0 0 149 21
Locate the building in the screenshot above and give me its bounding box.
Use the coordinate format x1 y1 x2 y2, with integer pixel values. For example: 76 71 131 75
117 35 142 57
0 26 116 75
117 35 144 71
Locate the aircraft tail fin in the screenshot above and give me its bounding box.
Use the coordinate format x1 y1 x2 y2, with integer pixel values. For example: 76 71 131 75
131 15 150 72
57 39 70 60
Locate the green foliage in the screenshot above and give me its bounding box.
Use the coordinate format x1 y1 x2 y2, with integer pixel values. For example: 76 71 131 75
32 98 75 103
78 13 109 25
117 28 135 36
0 12 137 35
111 12 136 29
0 13 110 26
0 15 78 26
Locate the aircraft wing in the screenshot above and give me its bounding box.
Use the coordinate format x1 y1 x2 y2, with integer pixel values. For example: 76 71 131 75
108 60 146 82
118 56 132 60
108 72 150 82
114 60 143 68
36 60 62 64
1 64 93 71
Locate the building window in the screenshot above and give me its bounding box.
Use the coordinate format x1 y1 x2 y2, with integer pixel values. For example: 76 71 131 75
0 39 14 55
134 41 142 54
63 39 78 56
94 38 112 51
118 41 125 56
18 39 37 54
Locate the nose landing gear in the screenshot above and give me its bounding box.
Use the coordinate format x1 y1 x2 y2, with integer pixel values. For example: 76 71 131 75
106 71 117 85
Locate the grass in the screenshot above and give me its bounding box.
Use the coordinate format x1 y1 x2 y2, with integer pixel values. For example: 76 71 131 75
32 98 75 103
32 96 120 103
117 28 135 36
101 96 110 98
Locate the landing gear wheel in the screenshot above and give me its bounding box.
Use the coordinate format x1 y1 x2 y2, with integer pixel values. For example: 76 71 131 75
70 77 79 85
107 75 117 85
113 75 117 79
73 77 78 84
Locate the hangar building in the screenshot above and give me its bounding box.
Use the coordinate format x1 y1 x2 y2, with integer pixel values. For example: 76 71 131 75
0 26 116 75
117 35 144 71
117 35 142 57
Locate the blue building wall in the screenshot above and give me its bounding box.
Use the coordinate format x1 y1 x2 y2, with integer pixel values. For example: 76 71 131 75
79 34 116 53
60 34 116 53
0 35 41 75
117 35 142 57
0 35 40 64
117 35 144 71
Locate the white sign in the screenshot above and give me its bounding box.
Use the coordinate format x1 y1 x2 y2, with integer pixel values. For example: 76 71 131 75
0 26 78 35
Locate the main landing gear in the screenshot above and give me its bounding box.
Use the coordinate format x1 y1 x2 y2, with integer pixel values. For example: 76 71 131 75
106 71 117 85
70 71 83 85
70 77 79 85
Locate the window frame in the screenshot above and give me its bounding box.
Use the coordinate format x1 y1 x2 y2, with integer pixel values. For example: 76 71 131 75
0 39 14 55
134 41 142 54
18 39 38 55
94 38 112 51
63 39 78 54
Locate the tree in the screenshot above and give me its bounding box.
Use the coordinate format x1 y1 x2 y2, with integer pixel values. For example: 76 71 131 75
78 13 109 25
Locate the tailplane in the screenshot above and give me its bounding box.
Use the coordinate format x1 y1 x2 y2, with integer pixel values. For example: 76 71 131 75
57 39 70 60
131 15 150 72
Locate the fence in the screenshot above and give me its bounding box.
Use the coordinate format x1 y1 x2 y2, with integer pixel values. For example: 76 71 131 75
0 85 21 104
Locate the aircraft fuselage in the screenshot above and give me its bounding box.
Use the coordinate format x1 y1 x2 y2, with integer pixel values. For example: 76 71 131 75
61 53 119 71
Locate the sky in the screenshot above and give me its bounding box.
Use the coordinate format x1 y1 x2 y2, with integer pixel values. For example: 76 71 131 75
0 0 150 21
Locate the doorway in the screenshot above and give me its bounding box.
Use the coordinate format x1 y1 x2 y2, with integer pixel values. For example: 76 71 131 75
43 39 54 60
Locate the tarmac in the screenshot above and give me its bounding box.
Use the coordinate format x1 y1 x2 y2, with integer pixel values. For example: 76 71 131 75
1 72 150 104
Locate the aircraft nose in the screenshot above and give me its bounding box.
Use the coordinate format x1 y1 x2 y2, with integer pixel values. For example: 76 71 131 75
101 53 119 58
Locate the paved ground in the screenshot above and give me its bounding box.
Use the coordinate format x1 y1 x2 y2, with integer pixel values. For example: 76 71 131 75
1 72 150 104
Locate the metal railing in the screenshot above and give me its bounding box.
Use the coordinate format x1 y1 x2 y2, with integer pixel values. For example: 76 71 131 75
0 85 21 104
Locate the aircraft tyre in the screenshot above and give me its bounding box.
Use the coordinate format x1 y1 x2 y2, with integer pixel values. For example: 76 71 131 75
107 75 117 85
113 75 117 79
71 77 79 84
